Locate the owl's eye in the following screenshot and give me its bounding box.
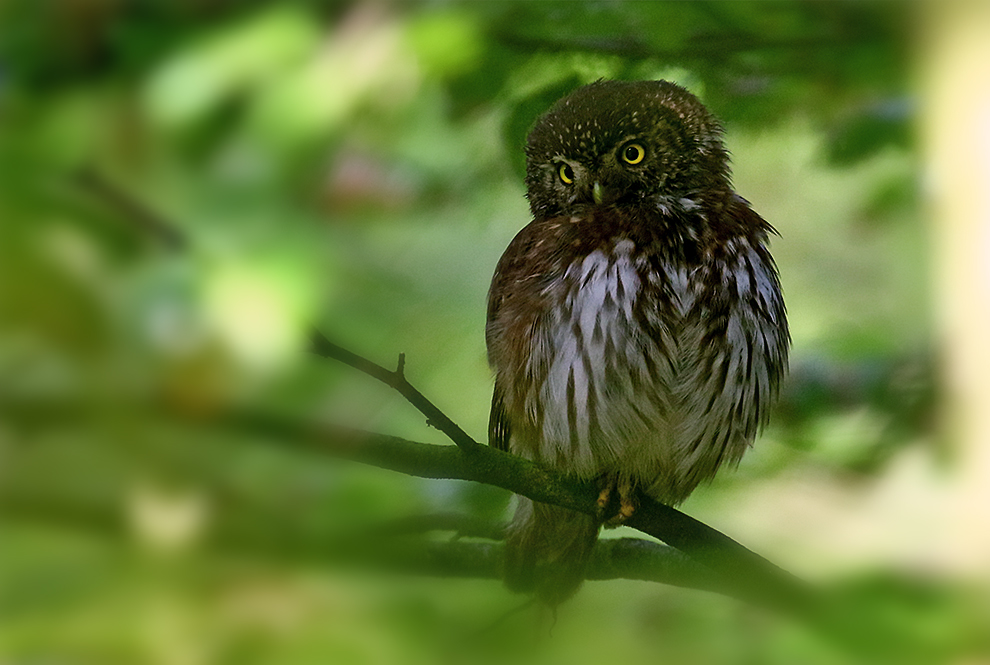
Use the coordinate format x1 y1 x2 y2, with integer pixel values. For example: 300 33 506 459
621 143 646 165
558 162 575 184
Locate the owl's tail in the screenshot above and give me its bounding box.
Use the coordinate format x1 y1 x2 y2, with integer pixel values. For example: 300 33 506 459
503 496 601 605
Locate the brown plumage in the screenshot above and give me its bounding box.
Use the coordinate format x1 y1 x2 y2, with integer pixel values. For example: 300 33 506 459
486 80 789 605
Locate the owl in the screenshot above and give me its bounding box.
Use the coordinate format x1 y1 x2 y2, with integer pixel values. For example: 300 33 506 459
486 80 789 605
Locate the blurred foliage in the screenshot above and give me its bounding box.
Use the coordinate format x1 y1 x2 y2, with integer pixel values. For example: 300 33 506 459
0 1 980 663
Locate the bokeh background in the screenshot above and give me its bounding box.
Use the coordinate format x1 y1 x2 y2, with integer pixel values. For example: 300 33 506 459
2 1 989 663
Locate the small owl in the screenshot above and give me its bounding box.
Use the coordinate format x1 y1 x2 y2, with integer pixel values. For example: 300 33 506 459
486 80 789 605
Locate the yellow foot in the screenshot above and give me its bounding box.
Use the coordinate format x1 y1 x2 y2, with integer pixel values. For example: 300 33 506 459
615 494 637 521
598 478 638 527
597 487 612 512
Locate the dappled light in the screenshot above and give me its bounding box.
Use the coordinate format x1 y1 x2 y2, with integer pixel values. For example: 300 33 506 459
0 2 987 663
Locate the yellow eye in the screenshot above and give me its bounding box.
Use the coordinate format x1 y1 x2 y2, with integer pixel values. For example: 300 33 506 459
621 143 645 165
558 162 575 184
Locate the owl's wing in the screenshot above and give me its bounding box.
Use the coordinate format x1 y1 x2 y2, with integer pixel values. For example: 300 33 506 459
485 217 557 453
484 226 525 454
488 381 511 451
486 257 512 453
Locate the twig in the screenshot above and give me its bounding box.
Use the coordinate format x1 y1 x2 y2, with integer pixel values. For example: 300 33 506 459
309 330 480 451
73 165 188 251
72 167 480 453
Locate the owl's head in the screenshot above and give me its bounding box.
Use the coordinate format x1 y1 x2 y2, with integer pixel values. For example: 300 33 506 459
524 80 731 219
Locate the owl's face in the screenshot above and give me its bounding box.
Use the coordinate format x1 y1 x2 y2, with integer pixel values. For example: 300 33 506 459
524 80 730 220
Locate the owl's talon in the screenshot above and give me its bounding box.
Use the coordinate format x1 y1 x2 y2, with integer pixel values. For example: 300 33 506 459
596 487 612 510
600 479 637 526
618 495 637 520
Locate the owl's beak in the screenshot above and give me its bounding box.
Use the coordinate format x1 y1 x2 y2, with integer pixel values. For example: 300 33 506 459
592 181 604 205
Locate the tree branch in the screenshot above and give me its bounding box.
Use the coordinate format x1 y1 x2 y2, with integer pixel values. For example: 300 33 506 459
309 330 480 451
0 486 712 592
236 411 814 614
69 168 816 616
